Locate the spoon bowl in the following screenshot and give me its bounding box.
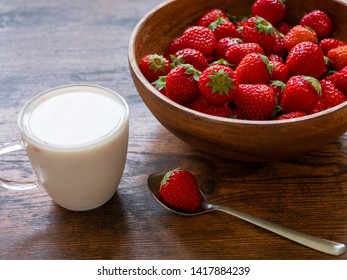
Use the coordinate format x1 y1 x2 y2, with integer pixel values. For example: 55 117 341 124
148 171 346 256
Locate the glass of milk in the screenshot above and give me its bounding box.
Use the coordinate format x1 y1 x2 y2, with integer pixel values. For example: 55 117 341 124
0 84 129 211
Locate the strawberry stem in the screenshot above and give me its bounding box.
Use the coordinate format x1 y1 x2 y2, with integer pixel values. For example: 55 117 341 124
149 54 169 73
207 69 236 96
260 54 273 75
303 76 322 96
152 76 167 91
254 16 284 38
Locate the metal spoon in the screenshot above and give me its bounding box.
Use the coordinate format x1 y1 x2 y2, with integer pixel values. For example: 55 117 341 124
148 171 346 256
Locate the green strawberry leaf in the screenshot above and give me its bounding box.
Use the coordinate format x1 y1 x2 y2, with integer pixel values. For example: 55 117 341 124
324 55 332 68
207 69 236 96
225 8 248 23
170 54 185 68
260 54 273 75
303 76 322 96
152 76 167 91
160 169 181 188
149 54 169 73
254 16 284 38
208 14 224 31
254 16 275 35
271 80 286 92
209 58 233 67
184 64 201 81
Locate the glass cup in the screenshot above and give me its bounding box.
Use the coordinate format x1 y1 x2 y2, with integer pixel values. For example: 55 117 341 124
0 84 129 211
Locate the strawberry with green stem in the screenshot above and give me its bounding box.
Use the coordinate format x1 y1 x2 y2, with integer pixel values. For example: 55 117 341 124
280 75 322 114
286 41 327 79
139 54 171 83
215 37 243 60
159 169 202 212
252 0 286 26
235 53 273 84
197 8 229 28
225 42 265 68
242 16 286 56
180 26 216 57
208 14 240 42
154 64 201 106
171 48 208 71
234 84 277 120
198 64 238 105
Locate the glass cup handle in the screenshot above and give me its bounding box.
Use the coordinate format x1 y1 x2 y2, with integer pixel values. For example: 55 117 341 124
0 140 38 190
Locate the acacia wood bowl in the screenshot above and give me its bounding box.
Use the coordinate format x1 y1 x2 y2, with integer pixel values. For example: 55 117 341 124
128 0 347 162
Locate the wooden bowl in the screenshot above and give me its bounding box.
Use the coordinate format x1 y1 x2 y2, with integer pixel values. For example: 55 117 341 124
128 0 347 162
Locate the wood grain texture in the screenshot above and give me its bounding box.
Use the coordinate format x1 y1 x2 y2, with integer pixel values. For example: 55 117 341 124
0 0 347 260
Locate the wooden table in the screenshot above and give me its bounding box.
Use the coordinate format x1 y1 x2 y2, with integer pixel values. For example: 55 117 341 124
0 0 346 260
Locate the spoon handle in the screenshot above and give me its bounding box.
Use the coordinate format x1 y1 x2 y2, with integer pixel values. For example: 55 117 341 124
215 204 346 256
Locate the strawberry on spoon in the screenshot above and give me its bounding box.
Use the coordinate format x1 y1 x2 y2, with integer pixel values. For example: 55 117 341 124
148 170 346 256
158 169 202 212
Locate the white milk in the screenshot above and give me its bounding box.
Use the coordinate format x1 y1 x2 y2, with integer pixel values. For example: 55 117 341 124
18 85 129 211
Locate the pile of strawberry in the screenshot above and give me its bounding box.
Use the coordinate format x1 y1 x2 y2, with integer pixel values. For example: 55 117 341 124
139 0 347 120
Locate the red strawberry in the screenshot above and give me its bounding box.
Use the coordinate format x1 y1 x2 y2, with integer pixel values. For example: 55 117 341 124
270 60 288 82
234 84 277 120
299 10 333 39
275 21 292 35
225 42 265 68
270 32 287 57
276 111 307 120
166 37 184 57
197 8 229 28
159 169 202 212
172 48 208 71
284 25 318 51
270 80 286 103
157 66 200 105
242 16 285 56
327 45 347 71
267 54 284 63
280 75 322 114
329 66 347 94
311 100 326 114
180 26 216 57
208 15 240 42
198 64 238 105
319 38 346 55
235 53 272 84
320 79 347 108
252 0 286 26
215 37 243 60
235 17 249 37
139 54 171 83
191 95 232 118
229 106 245 119
286 41 326 79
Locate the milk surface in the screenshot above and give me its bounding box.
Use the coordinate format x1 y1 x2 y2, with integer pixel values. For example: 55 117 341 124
28 91 124 147
19 85 129 211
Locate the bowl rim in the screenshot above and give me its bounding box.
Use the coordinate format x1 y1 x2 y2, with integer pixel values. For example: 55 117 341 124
128 0 347 127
